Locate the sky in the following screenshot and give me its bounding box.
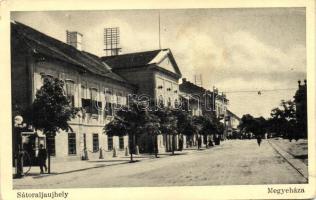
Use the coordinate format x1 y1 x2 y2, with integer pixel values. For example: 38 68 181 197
11 8 306 118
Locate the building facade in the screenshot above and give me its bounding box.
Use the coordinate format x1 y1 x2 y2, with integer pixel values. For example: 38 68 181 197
102 49 182 153
226 110 241 138
11 21 135 161
11 21 188 161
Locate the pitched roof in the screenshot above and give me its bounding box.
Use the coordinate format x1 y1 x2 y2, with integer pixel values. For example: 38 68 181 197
179 79 229 103
227 110 241 121
179 80 210 94
11 21 129 85
101 49 182 76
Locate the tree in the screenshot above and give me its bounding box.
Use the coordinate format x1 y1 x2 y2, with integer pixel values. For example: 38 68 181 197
269 100 297 140
192 116 207 149
154 107 178 155
238 114 267 138
238 114 256 136
172 109 195 149
104 102 148 162
144 112 161 157
31 78 78 173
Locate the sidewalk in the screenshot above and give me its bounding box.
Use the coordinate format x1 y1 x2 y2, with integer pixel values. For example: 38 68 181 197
268 139 308 181
13 146 218 179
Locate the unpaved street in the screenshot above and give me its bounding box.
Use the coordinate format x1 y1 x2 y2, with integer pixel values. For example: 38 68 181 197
14 139 307 189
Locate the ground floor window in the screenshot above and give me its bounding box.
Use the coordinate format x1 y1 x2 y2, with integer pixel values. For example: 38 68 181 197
108 136 113 150
119 136 124 150
47 135 56 156
93 134 99 152
68 133 76 155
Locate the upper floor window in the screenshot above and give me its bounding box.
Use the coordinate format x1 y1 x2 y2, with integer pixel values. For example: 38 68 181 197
65 80 75 107
117 92 123 106
105 102 113 116
81 85 86 99
40 73 54 86
90 88 101 115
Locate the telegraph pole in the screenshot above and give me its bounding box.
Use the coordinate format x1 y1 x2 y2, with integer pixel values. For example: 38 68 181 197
158 10 161 49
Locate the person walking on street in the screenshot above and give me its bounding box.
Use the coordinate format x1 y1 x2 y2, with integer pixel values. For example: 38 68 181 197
197 136 202 150
38 144 47 174
256 135 262 147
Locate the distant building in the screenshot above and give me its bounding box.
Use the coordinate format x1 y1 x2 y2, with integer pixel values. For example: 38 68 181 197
226 110 241 138
294 80 307 138
179 79 230 143
179 78 210 116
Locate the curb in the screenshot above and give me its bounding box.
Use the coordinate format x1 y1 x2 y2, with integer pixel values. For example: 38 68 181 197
268 140 308 181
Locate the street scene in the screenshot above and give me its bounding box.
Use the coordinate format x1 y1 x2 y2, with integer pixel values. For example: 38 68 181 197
13 139 308 189
10 8 307 189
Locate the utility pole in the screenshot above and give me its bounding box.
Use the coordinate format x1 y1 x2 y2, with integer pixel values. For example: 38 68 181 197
158 10 161 49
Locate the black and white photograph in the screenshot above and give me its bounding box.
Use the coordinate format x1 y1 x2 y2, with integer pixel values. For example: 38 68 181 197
0 0 315 199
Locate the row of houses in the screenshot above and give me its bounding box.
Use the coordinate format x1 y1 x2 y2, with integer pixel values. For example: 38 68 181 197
11 21 240 161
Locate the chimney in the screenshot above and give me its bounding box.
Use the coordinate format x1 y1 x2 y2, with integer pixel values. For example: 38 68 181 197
66 30 83 51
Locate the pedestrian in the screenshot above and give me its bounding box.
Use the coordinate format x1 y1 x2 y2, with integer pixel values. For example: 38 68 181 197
178 136 183 151
256 135 262 147
38 144 47 174
197 136 202 149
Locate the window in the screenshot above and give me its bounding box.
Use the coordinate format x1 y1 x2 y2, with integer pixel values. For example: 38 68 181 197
92 134 99 152
105 102 113 116
117 92 122 105
65 80 75 107
158 95 164 108
119 136 124 150
108 136 113 150
81 85 90 112
167 97 171 107
41 73 54 81
82 88 102 114
81 85 86 99
68 133 76 155
47 135 55 156
174 99 179 108
90 88 98 115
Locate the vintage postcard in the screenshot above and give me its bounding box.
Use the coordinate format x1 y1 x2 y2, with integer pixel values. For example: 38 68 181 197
0 0 315 199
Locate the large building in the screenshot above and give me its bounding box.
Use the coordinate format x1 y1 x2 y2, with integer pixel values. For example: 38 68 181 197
102 49 182 153
11 21 187 161
11 21 133 161
11 21 237 163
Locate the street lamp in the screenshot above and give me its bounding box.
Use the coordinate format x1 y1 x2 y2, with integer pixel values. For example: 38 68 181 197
13 115 24 178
